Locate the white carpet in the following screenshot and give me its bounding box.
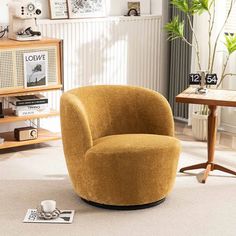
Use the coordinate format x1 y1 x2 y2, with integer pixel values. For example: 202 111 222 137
0 139 236 236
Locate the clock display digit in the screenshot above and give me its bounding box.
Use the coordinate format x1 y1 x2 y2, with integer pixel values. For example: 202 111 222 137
205 74 218 85
189 74 201 85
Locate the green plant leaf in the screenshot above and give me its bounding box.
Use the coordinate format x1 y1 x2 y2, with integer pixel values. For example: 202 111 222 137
171 0 190 13
191 0 211 14
224 33 236 55
164 16 184 41
170 0 216 15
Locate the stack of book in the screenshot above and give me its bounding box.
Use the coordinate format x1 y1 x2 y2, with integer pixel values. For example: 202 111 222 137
9 94 49 116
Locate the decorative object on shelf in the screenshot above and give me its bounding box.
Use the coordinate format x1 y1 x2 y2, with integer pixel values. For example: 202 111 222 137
67 0 106 19
125 8 139 17
14 127 38 141
0 102 4 118
127 1 140 16
8 0 42 41
0 26 8 39
0 137 4 144
49 0 68 19
23 51 48 88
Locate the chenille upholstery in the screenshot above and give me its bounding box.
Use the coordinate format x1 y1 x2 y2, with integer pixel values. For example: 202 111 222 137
60 85 181 207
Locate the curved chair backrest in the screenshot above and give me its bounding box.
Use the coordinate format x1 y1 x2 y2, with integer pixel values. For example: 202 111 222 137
62 85 174 140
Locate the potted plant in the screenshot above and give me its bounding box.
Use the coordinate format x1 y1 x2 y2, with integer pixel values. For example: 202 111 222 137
165 0 236 141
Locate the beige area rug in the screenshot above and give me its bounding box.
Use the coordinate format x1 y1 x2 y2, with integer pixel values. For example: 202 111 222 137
0 139 236 236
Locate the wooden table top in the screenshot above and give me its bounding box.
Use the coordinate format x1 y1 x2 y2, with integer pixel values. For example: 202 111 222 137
176 87 236 107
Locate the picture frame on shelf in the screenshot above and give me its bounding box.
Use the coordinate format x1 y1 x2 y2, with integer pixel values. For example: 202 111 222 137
127 0 151 15
49 0 69 19
127 2 141 16
67 0 106 19
23 51 48 88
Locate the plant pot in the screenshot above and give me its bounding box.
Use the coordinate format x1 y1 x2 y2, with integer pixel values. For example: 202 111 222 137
192 112 208 141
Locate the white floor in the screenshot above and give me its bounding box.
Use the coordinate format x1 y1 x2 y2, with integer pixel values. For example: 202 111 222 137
1 139 236 236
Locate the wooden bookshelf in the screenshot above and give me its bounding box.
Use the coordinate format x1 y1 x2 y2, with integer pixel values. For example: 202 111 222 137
0 128 61 150
0 109 59 124
0 38 63 150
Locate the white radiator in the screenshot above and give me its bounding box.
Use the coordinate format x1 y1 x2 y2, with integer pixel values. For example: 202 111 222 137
38 16 162 92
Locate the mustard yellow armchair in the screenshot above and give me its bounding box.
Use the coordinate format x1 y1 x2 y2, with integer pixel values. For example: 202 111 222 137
60 85 181 209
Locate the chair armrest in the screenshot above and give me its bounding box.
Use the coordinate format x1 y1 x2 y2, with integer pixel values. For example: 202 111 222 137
137 89 174 136
60 93 93 159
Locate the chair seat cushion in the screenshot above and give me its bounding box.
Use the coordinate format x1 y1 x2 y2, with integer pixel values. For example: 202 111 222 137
91 134 180 156
84 134 181 206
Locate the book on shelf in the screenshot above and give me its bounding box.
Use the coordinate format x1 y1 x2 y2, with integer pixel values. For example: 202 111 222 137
9 103 49 112
14 107 50 116
9 94 48 106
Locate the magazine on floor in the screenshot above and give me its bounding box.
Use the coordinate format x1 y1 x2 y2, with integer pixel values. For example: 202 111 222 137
23 209 74 224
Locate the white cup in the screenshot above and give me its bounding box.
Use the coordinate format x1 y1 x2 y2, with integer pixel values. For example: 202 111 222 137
41 200 56 213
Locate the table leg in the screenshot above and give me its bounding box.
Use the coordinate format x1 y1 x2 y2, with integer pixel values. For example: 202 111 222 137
201 164 212 184
214 164 236 176
180 162 206 173
180 105 236 183
207 105 217 164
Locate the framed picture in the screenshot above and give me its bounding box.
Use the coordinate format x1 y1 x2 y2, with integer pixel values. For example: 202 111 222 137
67 0 106 19
23 51 48 88
49 0 69 19
128 2 141 15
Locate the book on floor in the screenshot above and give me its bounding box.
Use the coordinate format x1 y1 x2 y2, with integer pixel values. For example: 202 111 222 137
23 209 75 224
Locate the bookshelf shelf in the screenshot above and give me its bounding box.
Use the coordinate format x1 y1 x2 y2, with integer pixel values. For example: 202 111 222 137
0 85 63 97
0 128 61 150
0 109 59 124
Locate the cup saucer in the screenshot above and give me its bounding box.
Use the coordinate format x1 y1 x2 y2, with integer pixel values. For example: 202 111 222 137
37 207 61 220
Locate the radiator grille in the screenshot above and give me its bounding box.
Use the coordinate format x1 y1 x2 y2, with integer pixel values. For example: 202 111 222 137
38 16 162 92
168 8 192 120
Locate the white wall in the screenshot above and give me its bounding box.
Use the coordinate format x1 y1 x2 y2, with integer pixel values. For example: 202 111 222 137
0 0 163 23
221 54 236 133
0 0 8 24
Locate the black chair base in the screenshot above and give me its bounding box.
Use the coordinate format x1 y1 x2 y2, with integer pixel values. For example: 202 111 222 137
81 197 166 210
